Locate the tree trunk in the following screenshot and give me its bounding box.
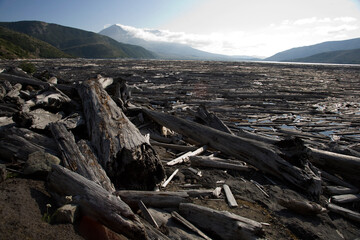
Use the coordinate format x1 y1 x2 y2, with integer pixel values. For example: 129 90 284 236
47 164 147 240
49 121 115 192
144 109 321 197
189 156 249 172
78 79 165 190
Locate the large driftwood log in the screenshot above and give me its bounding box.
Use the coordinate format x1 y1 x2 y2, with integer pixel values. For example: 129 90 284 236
49 122 115 192
47 165 147 239
194 105 233 135
144 109 321 196
179 203 264 240
78 79 165 190
0 127 59 162
308 147 360 181
327 203 360 223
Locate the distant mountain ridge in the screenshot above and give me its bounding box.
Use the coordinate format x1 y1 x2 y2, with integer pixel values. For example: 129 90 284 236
290 48 360 64
100 24 258 61
0 21 155 59
266 37 360 62
0 26 71 59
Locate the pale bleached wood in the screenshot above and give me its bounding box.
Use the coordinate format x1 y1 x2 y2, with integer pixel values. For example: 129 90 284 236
179 203 263 240
167 145 207 166
48 165 146 239
190 156 249 172
161 169 179 188
223 184 238 208
144 109 321 197
331 194 360 204
78 79 165 190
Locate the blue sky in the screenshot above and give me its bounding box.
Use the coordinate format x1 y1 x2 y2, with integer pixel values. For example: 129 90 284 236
0 0 359 57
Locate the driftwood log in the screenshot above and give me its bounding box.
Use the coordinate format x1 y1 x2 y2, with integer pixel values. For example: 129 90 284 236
78 79 165 190
308 147 360 182
0 127 59 162
49 122 115 192
47 165 147 239
144 109 321 197
179 203 264 240
189 155 250 172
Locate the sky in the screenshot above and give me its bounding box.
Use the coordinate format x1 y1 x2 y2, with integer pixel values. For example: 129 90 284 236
0 0 359 57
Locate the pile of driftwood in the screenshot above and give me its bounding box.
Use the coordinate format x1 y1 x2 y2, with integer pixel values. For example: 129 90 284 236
1 65 360 239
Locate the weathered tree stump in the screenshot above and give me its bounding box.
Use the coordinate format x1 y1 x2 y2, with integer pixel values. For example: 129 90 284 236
78 79 165 190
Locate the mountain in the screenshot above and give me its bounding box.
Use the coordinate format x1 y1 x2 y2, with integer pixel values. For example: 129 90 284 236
100 24 258 61
289 48 360 64
0 21 155 59
266 37 360 61
0 26 71 59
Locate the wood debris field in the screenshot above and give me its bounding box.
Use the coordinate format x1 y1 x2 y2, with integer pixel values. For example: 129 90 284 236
0 59 360 240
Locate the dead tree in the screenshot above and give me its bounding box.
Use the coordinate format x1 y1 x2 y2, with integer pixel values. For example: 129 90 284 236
78 79 165 190
144 109 322 197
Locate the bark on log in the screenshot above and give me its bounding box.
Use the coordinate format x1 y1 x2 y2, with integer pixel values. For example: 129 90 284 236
189 156 249 172
47 165 147 239
179 203 264 240
278 198 326 215
50 122 115 192
78 79 165 190
144 109 321 197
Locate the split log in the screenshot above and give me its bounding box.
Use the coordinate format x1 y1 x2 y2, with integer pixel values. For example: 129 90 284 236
0 127 59 162
115 190 190 209
171 211 212 240
331 194 360 204
78 78 165 190
179 203 264 240
47 165 146 239
327 203 360 223
189 156 249 172
308 147 360 181
138 200 159 228
144 109 321 196
194 105 233 135
49 122 115 192
148 208 205 240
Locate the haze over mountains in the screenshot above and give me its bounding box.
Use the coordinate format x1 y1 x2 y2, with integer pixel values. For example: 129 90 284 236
99 24 258 61
0 20 359 64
